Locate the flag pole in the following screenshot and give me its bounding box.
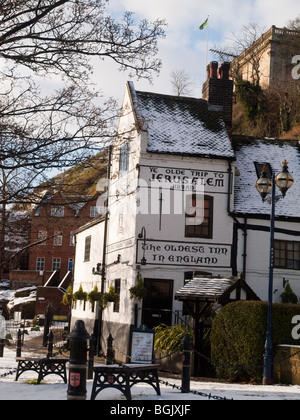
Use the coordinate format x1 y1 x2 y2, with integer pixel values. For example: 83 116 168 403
205 15 210 69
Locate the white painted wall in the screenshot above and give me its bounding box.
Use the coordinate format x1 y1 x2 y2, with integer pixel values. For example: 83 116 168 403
71 83 236 340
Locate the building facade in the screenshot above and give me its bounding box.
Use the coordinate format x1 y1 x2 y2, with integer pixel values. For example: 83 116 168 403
232 137 300 300
232 25 300 90
71 65 300 360
10 190 101 315
71 68 240 357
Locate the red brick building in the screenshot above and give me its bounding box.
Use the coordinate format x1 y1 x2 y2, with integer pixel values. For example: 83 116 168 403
10 190 101 315
29 191 98 275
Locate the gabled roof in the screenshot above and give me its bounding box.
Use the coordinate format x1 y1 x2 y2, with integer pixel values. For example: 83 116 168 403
175 275 259 305
233 136 300 218
128 82 235 160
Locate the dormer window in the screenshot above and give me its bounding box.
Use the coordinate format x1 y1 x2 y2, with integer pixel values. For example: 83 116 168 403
51 205 64 217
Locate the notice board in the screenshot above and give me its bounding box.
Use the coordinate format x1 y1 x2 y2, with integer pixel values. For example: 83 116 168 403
130 326 155 364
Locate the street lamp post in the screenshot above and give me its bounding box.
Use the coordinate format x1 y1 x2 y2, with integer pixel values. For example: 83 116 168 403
255 160 294 385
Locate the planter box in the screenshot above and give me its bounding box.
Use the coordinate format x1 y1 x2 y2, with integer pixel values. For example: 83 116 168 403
155 350 183 374
275 345 300 385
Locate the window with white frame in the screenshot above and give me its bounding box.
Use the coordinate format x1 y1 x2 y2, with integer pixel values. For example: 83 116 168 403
70 232 75 246
37 231 47 245
52 258 61 271
90 206 100 218
51 205 64 217
36 257 45 271
53 232 63 246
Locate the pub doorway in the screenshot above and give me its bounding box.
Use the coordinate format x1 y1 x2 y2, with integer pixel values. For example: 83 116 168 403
142 279 173 329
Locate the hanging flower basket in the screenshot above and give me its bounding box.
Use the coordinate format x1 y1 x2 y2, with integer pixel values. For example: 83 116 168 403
87 285 103 306
73 285 87 301
62 286 73 306
129 277 148 301
103 286 119 308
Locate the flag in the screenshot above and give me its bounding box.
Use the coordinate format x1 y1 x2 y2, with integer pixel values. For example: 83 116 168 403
199 17 208 30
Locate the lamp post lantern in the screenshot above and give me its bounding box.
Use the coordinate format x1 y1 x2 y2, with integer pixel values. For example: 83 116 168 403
255 161 294 385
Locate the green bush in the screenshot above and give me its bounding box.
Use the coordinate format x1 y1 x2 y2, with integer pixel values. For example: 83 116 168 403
281 283 298 304
236 79 265 121
210 301 300 382
154 323 193 353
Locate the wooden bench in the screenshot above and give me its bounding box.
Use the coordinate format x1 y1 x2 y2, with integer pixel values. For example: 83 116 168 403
90 364 161 400
15 357 68 384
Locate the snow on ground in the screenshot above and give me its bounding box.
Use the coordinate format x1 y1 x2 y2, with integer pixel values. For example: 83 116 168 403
0 346 299 401
0 285 37 312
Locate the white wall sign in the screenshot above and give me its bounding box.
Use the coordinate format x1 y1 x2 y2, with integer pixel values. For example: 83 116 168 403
130 331 154 364
137 240 232 268
139 165 229 194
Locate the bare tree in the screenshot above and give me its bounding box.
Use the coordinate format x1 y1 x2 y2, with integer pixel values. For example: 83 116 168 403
170 69 196 96
0 1 166 82
286 15 300 31
0 0 166 277
213 23 267 86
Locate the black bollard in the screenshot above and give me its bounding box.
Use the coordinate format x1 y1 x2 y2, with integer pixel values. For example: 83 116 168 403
181 334 192 393
43 305 51 347
106 334 115 365
47 331 54 359
0 339 4 358
67 320 91 400
16 329 22 358
0 314 5 356
87 334 95 380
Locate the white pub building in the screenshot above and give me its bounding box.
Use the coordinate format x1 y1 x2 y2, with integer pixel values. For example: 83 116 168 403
71 62 300 359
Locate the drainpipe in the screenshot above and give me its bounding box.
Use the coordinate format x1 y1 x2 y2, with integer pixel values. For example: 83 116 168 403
227 161 248 280
97 145 112 355
242 216 248 280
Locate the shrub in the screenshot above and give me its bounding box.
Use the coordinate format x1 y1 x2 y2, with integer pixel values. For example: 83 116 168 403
281 283 298 304
236 79 265 121
154 323 193 353
210 301 300 382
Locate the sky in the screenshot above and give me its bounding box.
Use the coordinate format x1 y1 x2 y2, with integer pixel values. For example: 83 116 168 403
92 0 300 103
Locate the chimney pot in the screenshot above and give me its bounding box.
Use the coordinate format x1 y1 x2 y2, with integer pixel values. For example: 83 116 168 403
218 62 230 79
208 61 218 78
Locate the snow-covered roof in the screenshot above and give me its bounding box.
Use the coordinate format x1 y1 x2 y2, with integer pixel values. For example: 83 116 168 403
233 137 300 218
128 82 235 160
175 275 259 304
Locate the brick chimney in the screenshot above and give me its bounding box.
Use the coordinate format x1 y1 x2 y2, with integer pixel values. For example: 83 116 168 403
202 61 233 133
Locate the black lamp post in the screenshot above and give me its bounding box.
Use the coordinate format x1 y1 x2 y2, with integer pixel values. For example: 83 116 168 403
255 160 294 385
